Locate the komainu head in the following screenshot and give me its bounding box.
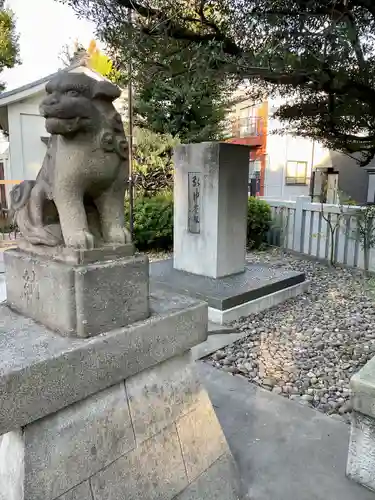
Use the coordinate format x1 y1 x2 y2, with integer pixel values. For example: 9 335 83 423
40 72 121 136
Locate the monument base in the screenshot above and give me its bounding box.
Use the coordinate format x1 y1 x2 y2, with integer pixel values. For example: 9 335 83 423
0 291 241 500
150 258 308 324
347 356 375 492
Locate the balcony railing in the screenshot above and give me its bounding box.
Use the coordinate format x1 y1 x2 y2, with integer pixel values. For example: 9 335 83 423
224 116 264 139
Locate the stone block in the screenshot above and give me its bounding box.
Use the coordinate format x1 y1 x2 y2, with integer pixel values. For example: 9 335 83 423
59 482 93 500
176 392 228 482
0 431 24 500
17 240 135 265
175 453 241 500
24 383 135 500
347 411 375 492
5 248 149 337
126 352 202 443
0 290 207 435
174 142 252 278
90 425 188 500
350 355 375 419
0 344 241 500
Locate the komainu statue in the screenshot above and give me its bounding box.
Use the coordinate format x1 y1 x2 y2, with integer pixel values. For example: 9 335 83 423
9 71 131 249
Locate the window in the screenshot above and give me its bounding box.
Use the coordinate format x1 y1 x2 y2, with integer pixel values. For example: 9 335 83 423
285 161 308 185
249 159 261 180
239 105 261 137
368 173 375 204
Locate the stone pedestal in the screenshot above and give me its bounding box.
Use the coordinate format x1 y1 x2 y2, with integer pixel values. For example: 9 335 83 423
347 356 375 492
5 244 149 337
173 142 251 278
0 245 242 499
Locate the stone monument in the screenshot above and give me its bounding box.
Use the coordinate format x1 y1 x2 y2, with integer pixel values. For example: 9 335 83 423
0 72 241 499
151 142 308 324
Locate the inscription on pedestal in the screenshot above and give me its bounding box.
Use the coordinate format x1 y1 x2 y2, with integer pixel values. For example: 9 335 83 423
22 268 40 303
188 172 201 234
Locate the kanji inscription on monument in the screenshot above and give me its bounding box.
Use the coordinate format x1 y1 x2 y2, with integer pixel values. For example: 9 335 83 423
188 172 201 234
22 268 40 302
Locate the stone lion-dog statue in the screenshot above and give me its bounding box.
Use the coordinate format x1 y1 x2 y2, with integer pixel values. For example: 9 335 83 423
9 71 131 249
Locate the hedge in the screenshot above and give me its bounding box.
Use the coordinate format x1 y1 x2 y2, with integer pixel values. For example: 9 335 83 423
125 193 174 251
126 194 271 252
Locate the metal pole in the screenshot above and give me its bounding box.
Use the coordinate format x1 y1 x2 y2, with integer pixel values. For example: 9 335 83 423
127 6 134 239
309 140 316 200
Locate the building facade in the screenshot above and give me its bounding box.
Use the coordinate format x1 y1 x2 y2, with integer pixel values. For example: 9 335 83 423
225 91 375 204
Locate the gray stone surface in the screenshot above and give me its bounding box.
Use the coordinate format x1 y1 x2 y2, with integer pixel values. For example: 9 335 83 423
350 355 375 419
198 362 375 500
24 383 135 500
10 72 131 249
0 290 207 435
347 411 375 492
126 352 202 443
191 332 248 361
5 249 149 337
17 240 134 264
176 392 228 482
0 354 240 500
175 454 240 500
173 142 252 278
90 425 188 500
209 279 310 325
151 258 305 310
0 431 24 500
58 482 93 500
208 321 240 335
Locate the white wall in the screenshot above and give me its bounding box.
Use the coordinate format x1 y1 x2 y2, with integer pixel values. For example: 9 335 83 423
7 91 47 187
264 98 333 201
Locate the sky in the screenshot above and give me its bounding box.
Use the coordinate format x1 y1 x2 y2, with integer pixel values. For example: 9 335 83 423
2 0 97 91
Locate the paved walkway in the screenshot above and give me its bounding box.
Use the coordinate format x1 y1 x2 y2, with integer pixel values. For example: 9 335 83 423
198 362 375 500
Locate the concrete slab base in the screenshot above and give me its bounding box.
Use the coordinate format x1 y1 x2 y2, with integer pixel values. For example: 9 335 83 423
208 321 240 335
150 258 307 324
192 332 248 361
0 354 241 500
208 280 310 324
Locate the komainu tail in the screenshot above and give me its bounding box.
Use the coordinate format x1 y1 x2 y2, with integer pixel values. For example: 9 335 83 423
9 181 36 218
9 180 62 246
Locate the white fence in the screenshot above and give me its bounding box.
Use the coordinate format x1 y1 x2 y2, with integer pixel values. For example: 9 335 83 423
263 196 375 273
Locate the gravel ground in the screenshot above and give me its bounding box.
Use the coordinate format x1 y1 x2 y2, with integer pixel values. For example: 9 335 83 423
145 251 171 262
207 248 375 423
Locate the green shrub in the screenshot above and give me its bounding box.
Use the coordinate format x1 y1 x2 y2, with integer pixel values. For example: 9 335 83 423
247 197 272 249
126 194 270 252
126 193 174 251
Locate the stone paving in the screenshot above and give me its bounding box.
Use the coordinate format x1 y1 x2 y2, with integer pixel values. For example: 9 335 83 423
207 249 375 422
199 362 375 500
